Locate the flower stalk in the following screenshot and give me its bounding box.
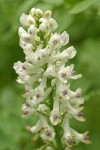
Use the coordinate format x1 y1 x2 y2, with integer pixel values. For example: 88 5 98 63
14 8 90 150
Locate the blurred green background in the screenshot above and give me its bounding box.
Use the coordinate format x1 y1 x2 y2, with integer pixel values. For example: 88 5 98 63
0 0 100 149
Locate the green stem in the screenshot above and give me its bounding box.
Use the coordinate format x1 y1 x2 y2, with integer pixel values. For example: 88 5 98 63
54 125 63 150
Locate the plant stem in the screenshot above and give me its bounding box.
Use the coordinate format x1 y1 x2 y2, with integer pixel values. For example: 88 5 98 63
54 125 63 150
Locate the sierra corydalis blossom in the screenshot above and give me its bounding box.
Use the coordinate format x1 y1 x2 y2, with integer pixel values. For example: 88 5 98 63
14 8 90 150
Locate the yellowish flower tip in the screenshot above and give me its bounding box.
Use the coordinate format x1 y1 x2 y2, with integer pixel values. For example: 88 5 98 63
25 125 32 132
66 135 74 148
83 131 91 144
77 111 86 122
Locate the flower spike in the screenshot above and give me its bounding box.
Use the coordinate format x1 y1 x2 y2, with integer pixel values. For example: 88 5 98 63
14 8 90 149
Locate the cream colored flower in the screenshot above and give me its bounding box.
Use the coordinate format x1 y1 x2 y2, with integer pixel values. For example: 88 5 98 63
20 13 35 26
50 95 61 125
14 8 89 149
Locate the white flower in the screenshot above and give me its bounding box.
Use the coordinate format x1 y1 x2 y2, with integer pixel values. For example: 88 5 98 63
70 88 84 105
17 73 41 85
65 101 85 122
53 46 76 61
13 61 24 75
40 127 55 141
14 61 43 85
35 8 43 16
26 120 42 133
18 27 27 37
48 33 61 49
62 114 74 148
14 7 89 149
39 18 47 24
66 46 76 59
44 10 52 19
43 128 55 142
50 95 61 125
39 22 48 33
38 104 49 113
25 51 38 64
57 82 72 101
40 115 55 141
29 8 36 16
32 86 51 105
58 64 82 83
44 64 55 77
23 86 34 98
39 17 58 37
29 77 51 105
20 33 33 43
28 25 37 36
50 109 61 126
21 102 36 118
38 48 49 60
60 31 69 46
19 39 33 51
39 18 47 33
30 8 43 17
74 88 82 98
70 128 91 144
20 13 35 26
47 18 58 32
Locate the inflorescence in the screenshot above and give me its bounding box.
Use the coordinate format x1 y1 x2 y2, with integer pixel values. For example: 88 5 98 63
14 8 90 150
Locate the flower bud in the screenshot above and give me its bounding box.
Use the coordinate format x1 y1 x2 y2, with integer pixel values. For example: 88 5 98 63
66 46 76 59
39 23 47 32
20 14 35 26
47 18 58 31
28 25 37 36
29 8 36 16
44 10 52 19
60 31 69 46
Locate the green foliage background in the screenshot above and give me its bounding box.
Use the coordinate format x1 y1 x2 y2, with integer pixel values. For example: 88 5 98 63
0 0 100 149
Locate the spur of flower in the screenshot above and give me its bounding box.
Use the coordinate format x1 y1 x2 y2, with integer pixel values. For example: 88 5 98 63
14 8 90 150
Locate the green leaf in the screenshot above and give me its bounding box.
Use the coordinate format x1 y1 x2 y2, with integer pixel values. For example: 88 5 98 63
70 0 100 14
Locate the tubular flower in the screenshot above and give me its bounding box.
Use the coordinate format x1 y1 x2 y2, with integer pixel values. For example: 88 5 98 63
14 8 90 150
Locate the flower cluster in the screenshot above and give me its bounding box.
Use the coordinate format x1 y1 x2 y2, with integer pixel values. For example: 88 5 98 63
14 8 90 150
